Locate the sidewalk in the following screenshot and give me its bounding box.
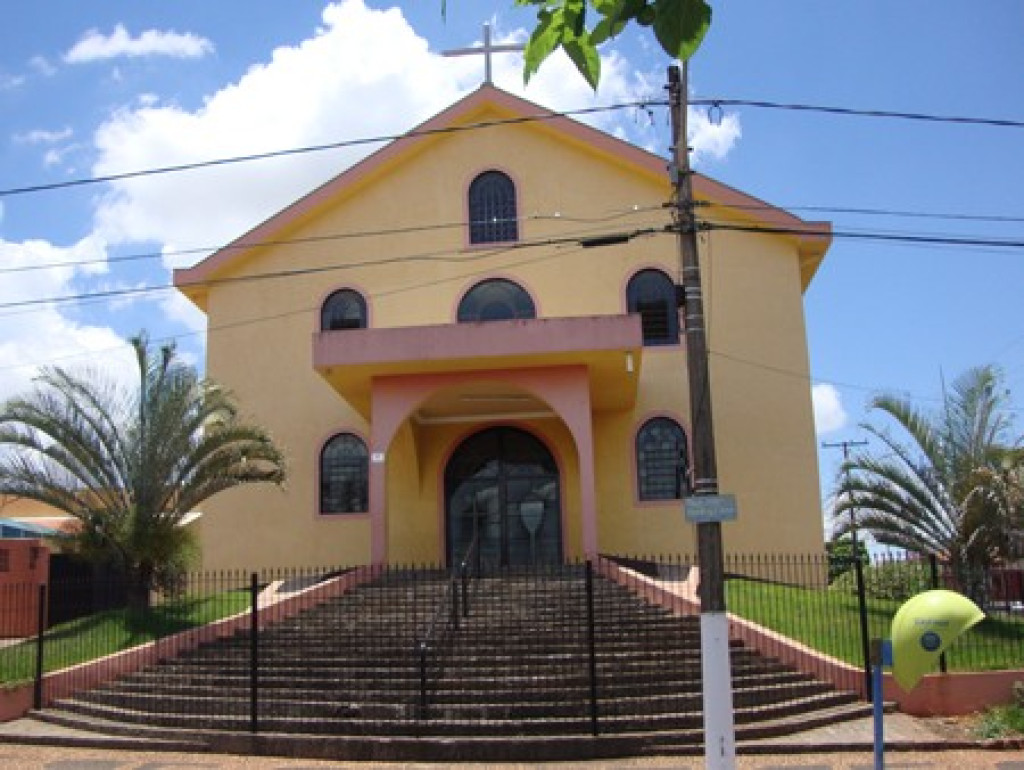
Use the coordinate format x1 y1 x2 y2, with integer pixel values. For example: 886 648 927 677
0 712 1021 769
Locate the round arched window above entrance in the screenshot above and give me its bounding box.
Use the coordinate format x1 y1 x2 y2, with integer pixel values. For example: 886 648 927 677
457 279 536 323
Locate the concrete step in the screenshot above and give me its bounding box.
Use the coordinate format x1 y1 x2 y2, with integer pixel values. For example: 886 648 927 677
39 567 863 749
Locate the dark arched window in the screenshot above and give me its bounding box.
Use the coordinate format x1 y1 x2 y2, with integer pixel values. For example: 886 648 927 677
627 269 679 346
321 289 367 331
636 417 689 501
320 433 368 514
468 170 518 244
457 279 535 323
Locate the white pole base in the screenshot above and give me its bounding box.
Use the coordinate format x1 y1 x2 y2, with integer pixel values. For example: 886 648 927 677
701 610 737 769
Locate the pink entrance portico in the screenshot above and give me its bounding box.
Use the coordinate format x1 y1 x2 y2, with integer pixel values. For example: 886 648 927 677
313 314 643 566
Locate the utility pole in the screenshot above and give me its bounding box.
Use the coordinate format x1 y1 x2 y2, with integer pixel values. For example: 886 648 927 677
822 439 869 549
823 437 871 698
668 63 736 769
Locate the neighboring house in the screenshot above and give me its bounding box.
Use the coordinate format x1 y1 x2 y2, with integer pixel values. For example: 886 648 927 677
173 84 831 571
0 496 75 540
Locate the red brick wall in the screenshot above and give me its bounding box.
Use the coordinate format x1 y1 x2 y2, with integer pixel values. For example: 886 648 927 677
0 539 50 638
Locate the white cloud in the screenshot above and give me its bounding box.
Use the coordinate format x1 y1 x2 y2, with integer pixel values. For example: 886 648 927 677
30 56 57 77
689 107 741 164
0 72 25 91
812 383 848 435
0 236 130 403
65 24 214 63
14 127 74 145
90 1 668 267
3 1 745 410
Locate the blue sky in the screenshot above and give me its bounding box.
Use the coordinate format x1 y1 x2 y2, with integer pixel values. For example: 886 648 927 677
1 1 1022 526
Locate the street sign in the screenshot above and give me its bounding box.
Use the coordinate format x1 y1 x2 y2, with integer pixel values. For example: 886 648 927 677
684 494 738 523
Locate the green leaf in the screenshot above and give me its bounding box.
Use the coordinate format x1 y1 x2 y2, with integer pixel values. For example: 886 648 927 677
590 15 628 46
523 8 564 83
562 0 587 40
652 0 712 61
562 36 601 90
617 0 649 21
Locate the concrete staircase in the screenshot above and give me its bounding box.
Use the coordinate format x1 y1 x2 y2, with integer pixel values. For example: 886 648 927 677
28 565 872 760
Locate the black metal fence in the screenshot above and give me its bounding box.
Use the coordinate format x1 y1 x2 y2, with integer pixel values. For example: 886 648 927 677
0 552 1021 735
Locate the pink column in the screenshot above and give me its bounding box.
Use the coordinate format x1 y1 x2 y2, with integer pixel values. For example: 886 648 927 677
368 380 415 566
517 368 597 557
366 366 599 564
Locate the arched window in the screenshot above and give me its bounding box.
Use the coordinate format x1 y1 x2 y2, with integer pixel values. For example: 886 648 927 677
457 279 535 323
321 289 367 331
626 269 679 346
468 170 518 244
636 417 689 501
320 433 369 514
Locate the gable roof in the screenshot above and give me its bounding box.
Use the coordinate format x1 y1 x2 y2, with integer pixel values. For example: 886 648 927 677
173 84 830 308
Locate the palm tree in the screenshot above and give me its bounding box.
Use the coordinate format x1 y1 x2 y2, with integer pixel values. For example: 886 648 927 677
833 366 1021 598
0 334 286 608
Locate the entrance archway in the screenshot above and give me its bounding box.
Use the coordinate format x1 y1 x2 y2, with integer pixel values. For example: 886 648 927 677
445 426 561 568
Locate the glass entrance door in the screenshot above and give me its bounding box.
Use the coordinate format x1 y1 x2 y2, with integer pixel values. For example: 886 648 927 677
445 427 561 569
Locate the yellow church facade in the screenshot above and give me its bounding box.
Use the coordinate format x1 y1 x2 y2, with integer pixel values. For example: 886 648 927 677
173 85 831 571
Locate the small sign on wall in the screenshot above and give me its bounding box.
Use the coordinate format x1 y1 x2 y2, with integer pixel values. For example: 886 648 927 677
684 494 738 523
371 452 385 464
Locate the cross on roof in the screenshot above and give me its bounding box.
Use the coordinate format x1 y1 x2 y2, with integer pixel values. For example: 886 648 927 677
442 22 525 85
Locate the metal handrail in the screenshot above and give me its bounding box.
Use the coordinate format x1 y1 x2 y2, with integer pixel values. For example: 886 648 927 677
415 531 481 719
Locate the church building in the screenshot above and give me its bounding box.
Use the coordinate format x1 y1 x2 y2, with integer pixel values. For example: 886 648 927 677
173 83 831 570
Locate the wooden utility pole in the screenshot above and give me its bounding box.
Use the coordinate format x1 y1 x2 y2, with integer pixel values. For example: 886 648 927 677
667 63 736 768
822 439 869 549
823 437 872 698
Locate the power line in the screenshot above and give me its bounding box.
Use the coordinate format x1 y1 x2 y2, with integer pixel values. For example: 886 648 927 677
4 237 1022 419
5 96 1023 202
0 225 661 315
697 221 1024 250
709 349 1024 415
691 98 1024 129
0 205 666 276
0 238 596 374
700 200 1024 225
5 216 1024 316
0 100 662 200
4 201 1020 280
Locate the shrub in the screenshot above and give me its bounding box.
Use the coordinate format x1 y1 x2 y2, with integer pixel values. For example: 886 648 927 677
830 558 932 601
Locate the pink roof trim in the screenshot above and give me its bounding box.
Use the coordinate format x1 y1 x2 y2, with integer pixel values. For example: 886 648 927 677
174 84 829 290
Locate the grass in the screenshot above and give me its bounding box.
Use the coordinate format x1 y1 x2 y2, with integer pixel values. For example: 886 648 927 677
726 576 1024 671
975 697 1024 739
0 589 251 688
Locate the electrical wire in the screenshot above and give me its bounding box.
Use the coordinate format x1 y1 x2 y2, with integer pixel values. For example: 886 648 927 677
0 100 665 200
0 224 662 315
5 96 1022 202
697 221 1024 250
0 204 668 276
699 200 1024 225
691 98 1024 129
4 215 1023 318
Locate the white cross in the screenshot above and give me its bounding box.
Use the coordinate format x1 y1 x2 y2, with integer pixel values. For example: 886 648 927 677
442 22 525 85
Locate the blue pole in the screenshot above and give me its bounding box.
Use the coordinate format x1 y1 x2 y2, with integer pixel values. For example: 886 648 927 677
872 639 892 770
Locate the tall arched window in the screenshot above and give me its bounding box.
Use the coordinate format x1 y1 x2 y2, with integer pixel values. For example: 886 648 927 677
457 278 535 323
636 417 689 501
626 269 679 346
320 433 369 514
321 289 367 331
468 170 518 244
